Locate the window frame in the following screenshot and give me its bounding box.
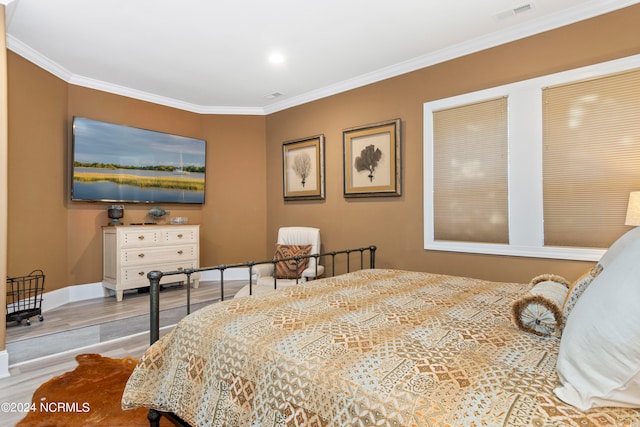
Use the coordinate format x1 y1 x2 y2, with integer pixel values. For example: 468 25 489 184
423 54 640 261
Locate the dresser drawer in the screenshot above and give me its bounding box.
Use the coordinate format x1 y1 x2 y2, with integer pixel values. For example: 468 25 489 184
163 227 198 244
121 244 197 266
120 229 162 247
120 261 200 287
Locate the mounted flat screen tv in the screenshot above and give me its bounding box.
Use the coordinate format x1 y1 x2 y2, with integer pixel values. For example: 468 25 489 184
71 117 206 204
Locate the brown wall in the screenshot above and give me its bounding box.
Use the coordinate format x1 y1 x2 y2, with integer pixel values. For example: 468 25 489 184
4 5 640 297
1 5 8 352
264 5 640 283
8 53 69 291
7 53 267 292
199 114 267 264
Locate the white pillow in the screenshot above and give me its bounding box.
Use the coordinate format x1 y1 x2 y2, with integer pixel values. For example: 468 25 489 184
597 225 640 267
554 229 640 410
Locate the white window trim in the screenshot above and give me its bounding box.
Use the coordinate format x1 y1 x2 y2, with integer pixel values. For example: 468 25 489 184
424 54 640 261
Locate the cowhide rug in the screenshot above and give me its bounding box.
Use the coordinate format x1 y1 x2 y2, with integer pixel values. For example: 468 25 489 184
17 353 172 426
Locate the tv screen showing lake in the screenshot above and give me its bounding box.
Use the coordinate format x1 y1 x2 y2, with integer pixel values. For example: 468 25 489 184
71 117 206 204
72 168 206 203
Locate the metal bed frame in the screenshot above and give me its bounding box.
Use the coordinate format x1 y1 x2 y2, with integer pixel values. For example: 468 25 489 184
144 245 377 427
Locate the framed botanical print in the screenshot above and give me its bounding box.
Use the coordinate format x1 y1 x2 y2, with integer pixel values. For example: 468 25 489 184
343 119 401 197
282 135 325 200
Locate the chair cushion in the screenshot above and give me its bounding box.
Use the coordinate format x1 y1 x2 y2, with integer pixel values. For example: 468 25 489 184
274 244 312 279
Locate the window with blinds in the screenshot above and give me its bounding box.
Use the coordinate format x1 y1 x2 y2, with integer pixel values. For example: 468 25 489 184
543 69 640 248
424 55 640 261
433 97 509 243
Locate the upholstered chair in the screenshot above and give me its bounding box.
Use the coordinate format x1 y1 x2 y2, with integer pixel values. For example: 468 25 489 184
234 227 324 297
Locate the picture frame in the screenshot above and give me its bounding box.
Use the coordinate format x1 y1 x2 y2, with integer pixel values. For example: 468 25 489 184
343 119 401 197
282 134 325 200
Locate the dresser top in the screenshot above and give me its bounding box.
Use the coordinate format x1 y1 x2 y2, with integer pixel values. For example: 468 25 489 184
103 223 198 228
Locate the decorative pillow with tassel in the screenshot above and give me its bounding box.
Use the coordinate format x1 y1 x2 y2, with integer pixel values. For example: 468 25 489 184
273 244 312 279
561 263 603 322
512 274 570 337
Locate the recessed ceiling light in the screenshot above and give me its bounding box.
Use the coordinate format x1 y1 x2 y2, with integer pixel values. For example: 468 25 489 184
268 52 285 64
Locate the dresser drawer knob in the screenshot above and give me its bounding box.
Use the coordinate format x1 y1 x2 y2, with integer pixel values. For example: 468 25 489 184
177 267 184 271
138 271 145 276
138 253 145 258
177 234 184 238
177 250 183 255
138 235 145 240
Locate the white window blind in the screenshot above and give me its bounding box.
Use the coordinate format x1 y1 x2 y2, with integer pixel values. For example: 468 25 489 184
433 97 509 243
543 68 640 248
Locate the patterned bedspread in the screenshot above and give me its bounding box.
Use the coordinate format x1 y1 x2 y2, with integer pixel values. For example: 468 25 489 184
122 269 640 426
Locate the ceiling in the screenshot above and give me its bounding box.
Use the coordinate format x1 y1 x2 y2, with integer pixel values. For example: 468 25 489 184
3 0 637 114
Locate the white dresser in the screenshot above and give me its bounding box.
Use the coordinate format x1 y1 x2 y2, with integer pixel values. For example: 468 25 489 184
102 224 200 301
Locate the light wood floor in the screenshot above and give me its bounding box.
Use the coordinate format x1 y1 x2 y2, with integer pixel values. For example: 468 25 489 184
1 280 246 426
6 280 245 342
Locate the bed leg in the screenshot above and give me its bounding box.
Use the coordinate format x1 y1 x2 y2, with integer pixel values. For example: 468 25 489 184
148 409 162 427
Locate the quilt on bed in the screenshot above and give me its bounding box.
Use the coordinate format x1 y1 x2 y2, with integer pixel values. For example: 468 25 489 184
122 269 640 426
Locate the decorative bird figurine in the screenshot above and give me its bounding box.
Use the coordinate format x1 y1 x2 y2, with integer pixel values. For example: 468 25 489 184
148 206 169 222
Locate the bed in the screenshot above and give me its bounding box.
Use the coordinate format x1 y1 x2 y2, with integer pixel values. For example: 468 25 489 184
122 236 640 426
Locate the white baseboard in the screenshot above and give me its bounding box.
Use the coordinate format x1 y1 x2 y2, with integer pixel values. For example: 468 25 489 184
36 267 251 313
42 282 105 312
200 267 252 281
0 350 9 378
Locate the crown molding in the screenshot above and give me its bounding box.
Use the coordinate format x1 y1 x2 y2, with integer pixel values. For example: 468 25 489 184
7 34 73 81
264 0 638 114
7 0 637 116
68 74 265 115
7 34 264 115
